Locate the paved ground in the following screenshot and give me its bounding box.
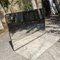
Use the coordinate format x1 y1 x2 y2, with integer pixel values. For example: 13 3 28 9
0 32 27 60
37 40 60 60
0 32 60 60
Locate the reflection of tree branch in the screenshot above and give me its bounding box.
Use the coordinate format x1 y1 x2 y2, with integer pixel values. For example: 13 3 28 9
0 1 8 13
8 0 20 13
35 0 42 19
9 0 19 6
9 0 14 3
0 10 4 29
1 5 7 13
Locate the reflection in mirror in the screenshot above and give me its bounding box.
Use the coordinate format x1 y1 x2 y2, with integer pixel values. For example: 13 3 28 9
6 0 45 50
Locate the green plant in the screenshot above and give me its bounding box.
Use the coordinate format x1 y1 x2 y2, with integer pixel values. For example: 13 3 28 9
22 0 33 11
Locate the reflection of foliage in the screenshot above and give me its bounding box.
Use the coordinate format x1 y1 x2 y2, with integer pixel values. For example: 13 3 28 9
22 0 33 11
17 0 24 11
0 0 9 8
0 0 9 12
0 0 33 12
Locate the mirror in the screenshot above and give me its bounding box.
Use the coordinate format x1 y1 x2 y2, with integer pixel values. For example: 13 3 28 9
5 0 45 50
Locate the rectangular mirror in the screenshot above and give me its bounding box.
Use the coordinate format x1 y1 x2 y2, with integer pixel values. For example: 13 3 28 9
5 0 45 50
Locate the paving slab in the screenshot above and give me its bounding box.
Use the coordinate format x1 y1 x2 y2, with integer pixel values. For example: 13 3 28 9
37 40 60 60
15 32 60 60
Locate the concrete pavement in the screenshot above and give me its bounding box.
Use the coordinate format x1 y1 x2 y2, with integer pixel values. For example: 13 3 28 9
0 31 60 60
0 32 27 60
